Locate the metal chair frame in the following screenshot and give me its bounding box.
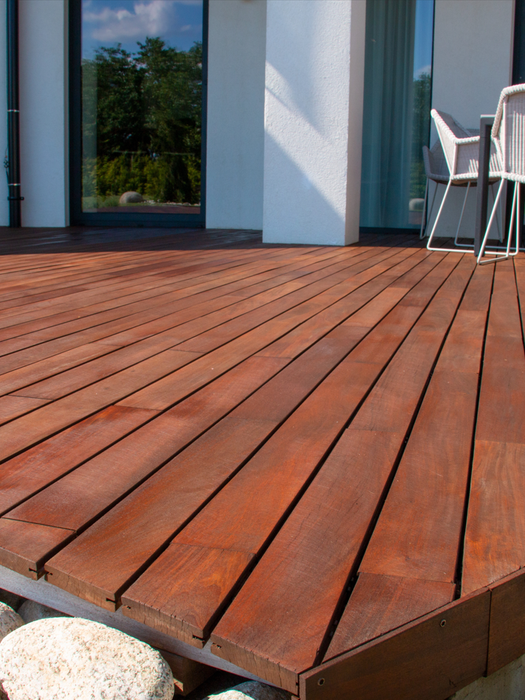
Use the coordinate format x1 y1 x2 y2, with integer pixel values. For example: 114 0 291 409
478 84 525 264
426 109 502 254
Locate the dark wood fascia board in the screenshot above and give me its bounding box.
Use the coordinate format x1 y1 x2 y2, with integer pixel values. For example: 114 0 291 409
299 589 490 700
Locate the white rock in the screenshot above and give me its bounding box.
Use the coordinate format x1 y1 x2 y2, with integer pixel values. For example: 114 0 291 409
206 681 290 700
17 599 69 624
119 191 144 205
0 603 24 643
0 617 174 700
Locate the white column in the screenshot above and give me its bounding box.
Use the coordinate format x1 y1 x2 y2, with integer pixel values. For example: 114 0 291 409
206 0 267 230
262 0 366 246
19 0 69 227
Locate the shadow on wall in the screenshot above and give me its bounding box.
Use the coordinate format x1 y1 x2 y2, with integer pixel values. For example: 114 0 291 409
262 2 359 246
263 130 346 247
264 5 330 140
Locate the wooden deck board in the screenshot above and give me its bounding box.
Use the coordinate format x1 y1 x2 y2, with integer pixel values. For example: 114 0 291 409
0 227 524 700
207 256 473 683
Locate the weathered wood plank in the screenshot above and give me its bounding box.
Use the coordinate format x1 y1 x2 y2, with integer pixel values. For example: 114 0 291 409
0 244 336 360
325 574 455 659
0 250 419 523
117 248 414 411
207 258 473 682
0 562 265 681
119 256 464 655
0 406 154 515
0 395 49 424
43 322 383 608
0 349 201 463
463 260 525 595
0 519 74 579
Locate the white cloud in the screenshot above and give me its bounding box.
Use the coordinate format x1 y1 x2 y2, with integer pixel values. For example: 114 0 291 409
84 0 199 43
415 64 432 79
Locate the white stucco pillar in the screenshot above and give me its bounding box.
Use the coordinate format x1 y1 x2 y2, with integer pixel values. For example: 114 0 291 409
19 0 69 227
206 0 267 231
262 0 366 246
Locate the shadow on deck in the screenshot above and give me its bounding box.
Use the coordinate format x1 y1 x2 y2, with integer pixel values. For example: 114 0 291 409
0 226 523 700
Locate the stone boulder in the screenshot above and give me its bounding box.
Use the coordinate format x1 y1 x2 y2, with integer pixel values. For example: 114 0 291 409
17 599 69 624
206 681 290 700
0 617 174 700
0 603 24 643
119 191 144 205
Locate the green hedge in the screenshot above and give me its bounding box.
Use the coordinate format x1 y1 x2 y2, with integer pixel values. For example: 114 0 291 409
82 153 201 205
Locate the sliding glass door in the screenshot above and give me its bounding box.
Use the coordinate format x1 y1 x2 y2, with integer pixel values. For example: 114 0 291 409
360 0 434 232
70 0 207 226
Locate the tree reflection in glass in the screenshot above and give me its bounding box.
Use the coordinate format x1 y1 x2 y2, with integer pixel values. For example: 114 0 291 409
81 0 203 214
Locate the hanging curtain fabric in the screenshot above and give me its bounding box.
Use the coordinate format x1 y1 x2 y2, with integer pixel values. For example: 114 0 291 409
360 0 417 229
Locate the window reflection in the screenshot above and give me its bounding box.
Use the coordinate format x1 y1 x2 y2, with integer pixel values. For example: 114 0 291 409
81 0 203 215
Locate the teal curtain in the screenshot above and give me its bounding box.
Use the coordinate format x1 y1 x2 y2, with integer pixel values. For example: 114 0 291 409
360 0 417 229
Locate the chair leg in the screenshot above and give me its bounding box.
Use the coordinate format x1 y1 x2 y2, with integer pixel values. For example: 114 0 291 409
477 179 508 264
494 182 503 242
509 181 520 256
426 180 451 251
426 179 475 254
454 183 472 247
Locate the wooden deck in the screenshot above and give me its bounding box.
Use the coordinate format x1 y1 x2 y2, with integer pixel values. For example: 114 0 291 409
1 226 525 700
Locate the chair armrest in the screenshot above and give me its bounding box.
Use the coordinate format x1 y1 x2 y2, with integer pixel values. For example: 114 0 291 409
451 139 479 179
453 139 501 180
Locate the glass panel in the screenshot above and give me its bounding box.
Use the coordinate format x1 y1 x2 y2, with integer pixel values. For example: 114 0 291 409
360 0 434 230
81 0 203 215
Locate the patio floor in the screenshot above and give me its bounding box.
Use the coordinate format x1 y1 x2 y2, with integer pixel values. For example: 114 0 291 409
0 227 524 700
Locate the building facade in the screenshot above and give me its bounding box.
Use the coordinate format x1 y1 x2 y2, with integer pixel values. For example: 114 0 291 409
0 0 517 245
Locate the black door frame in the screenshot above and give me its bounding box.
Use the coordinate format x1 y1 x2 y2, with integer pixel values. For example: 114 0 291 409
68 0 208 228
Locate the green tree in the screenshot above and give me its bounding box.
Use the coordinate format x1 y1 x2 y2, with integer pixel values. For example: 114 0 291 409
410 72 431 200
81 38 202 205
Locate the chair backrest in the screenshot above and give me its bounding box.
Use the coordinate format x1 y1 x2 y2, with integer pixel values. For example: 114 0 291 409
492 84 525 182
431 109 472 175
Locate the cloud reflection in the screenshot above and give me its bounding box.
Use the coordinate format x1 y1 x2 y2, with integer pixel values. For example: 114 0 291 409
83 0 201 51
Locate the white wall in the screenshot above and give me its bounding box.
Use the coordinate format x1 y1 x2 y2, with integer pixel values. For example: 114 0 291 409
428 0 514 238
433 0 514 132
206 0 267 231
262 0 366 246
19 0 68 228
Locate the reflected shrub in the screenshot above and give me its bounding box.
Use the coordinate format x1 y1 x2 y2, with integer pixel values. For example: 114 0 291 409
82 153 201 204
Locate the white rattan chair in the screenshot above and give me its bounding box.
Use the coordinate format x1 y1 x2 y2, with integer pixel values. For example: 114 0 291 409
426 109 501 253
478 84 525 263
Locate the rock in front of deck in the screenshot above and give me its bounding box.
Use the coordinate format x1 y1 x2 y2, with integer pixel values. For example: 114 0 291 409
0 617 174 700
0 603 24 642
206 681 290 700
17 599 69 623
120 191 144 205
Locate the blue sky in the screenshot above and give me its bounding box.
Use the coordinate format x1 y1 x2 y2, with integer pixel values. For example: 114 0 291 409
413 0 434 78
82 0 203 58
